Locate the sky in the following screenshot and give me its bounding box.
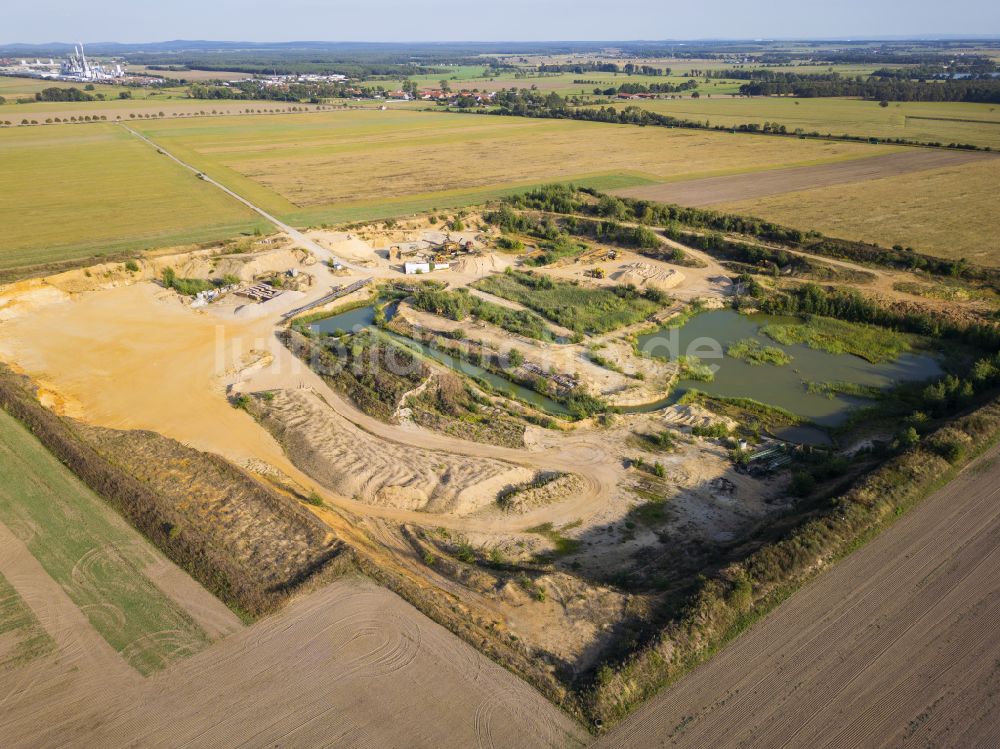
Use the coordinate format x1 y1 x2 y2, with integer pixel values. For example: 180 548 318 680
4 0 999 44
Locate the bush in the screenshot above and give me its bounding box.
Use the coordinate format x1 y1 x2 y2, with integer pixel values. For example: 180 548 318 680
927 432 966 463
790 470 817 497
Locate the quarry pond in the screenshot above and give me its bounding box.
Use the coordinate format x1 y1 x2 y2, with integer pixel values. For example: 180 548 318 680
310 304 571 416
636 309 944 429
312 305 944 439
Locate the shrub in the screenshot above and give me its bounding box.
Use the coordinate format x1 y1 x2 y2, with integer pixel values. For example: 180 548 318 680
790 470 817 497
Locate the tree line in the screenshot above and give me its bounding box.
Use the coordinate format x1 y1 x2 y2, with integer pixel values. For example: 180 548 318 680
494 184 998 285
737 73 1000 103
537 62 669 76
592 80 698 95
463 89 991 152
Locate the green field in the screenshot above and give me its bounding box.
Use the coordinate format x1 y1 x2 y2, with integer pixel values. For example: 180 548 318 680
0 74 190 103
595 97 1000 150
0 408 211 674
130 109 888 227
473 270 665 334
359 68 748 97
0 571 55 670
0 122 268 272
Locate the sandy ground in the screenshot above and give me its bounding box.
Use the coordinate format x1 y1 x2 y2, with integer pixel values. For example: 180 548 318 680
598 443 1000 749
0 570 586 748
610 149 991 207
0 271 619 535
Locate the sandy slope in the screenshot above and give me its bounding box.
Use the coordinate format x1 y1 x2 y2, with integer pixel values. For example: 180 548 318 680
597 443 1000 749
256 388 532 514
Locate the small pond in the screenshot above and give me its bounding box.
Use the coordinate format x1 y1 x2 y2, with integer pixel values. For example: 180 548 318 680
311 304 571 416
633 309 943 438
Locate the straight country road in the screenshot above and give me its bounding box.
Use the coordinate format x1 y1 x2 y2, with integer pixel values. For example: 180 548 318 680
119 123 360 269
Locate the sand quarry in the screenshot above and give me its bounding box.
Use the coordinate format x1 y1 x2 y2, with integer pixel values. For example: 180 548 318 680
2 225 986 746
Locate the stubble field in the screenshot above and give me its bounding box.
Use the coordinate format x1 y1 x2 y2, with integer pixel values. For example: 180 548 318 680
130 108 893 225
609 96 1000 150
717 155 1000 264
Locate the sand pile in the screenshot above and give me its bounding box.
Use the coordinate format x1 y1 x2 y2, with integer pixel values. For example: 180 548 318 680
661 403 738 431
254 389 532 515
613 262 685 293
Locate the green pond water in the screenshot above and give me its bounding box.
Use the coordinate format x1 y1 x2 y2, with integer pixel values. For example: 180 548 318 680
311 305 571 416
310 306 943 442
634 309 943 437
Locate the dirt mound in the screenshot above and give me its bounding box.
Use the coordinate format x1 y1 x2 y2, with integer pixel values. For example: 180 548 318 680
451 253 514 275
497 473 585 515
251 389 532 515
613 261 685 293
661 403 738 430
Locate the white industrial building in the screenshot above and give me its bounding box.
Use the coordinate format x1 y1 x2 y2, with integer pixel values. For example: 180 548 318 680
2 43 126 82
59 43 125 81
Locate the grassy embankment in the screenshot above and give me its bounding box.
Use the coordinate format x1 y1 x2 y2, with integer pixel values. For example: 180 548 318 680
0 365 346 623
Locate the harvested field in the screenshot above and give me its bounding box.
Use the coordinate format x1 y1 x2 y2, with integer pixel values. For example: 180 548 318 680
611 149 990 206
130 110 893 226
718 157 1000 265
606 97 1000 150
0 579 587 748
250 388 532 514
0 407 214 673
598 442 1000 749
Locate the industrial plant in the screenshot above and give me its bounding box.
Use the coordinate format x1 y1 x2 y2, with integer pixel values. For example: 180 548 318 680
0 43 126 82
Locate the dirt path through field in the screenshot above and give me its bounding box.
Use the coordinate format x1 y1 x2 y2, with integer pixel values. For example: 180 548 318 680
0 578 587 748
611 149 992 206
0 520 143 736
597 444 1000 748
120 124 366 271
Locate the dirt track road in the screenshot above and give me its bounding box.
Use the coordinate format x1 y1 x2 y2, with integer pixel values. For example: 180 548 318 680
611 149 992 207
120 124 362 270
597 443 1000 749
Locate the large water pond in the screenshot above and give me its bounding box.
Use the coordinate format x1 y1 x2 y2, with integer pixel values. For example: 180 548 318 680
634 309 943 432
311 305 571 416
